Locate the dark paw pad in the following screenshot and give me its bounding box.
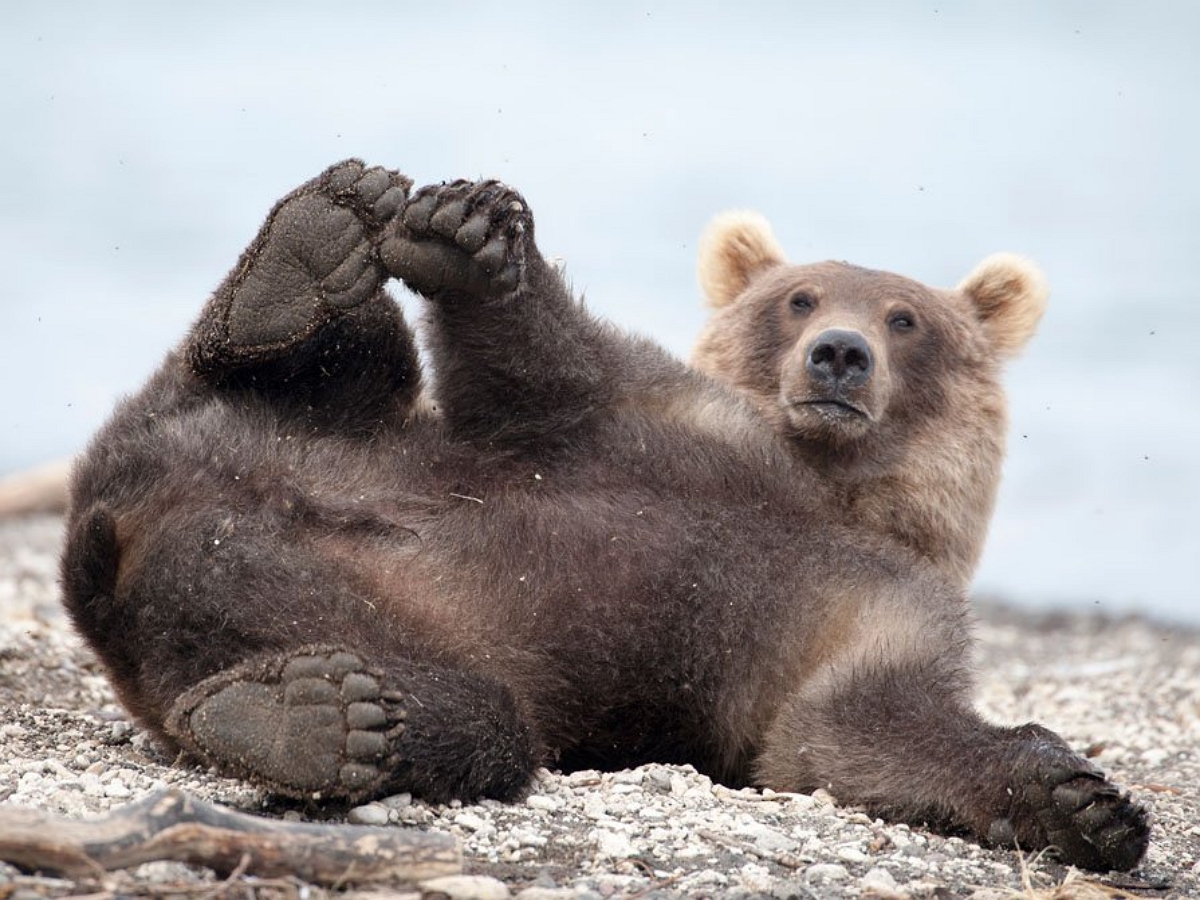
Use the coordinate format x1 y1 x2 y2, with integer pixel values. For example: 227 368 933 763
381 179 531 298
993 728 1150 871
166 646 406 800
194 160 412 371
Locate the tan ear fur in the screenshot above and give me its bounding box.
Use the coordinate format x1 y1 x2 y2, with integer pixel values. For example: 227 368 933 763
697 211 787 308
958 253 1048 358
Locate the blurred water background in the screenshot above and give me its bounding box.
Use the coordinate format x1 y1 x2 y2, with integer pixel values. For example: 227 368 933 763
2 3 1197 623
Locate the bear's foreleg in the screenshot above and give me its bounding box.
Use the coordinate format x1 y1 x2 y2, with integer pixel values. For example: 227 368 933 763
757 659 1149 871
382 180 671 447
186 160 423 435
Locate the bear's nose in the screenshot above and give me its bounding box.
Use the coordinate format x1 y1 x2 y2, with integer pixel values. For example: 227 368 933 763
806 328 874 388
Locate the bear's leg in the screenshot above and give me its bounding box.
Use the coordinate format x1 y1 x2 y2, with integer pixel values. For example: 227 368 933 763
188 160 423 434
758 660 1149 871
64 500 540 805
380 180 631 445
164 644 539 804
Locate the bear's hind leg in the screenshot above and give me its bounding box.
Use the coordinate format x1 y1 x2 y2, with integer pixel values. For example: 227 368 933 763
189 160 423 434
165 645 539 803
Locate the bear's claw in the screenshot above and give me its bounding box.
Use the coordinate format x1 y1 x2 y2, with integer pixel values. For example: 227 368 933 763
382 179 531 298
191 159 412 373
992 727 1150 871
165 646 406 800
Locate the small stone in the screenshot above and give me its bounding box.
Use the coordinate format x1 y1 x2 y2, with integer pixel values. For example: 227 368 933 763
454 811 489 832
806 863 850 882
737 820 794 854
514 888 578 900
837 844 871 864
509 826 548 848
861 866 905 899
644 768 674 792
382 791 413 809
525 793 561 812
593 828 636 859
419 874 511 900
347 802 390 826
582 793 607 819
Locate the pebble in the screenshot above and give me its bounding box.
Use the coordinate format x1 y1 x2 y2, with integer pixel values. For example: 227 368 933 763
806 863 850 882
346 802 390 826
454 811 490 832
860 866 905 899
525 793 561 812
836 844 871 864
591 828 636 859
419 875 511 900
513 889 580 900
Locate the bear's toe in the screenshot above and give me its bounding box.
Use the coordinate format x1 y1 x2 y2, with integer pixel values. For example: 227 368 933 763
383 179 529 298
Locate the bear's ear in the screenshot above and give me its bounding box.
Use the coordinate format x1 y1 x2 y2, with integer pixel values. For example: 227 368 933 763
958 253 1048 358
697 211 787 308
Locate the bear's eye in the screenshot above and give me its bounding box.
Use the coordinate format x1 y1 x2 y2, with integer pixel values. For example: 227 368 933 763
888 311 916 332
789 291 816 314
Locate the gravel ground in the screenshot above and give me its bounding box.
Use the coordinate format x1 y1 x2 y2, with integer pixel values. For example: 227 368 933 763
1 513 1196 899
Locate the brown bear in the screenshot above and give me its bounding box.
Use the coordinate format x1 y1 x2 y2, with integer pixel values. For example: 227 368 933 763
61 161 1147 872
692 211 1047 589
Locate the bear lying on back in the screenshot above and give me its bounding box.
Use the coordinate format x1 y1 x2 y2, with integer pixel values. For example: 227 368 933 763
62 161 1147 872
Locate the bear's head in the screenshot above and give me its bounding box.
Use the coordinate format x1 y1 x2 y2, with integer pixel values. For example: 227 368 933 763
691 211 1047 588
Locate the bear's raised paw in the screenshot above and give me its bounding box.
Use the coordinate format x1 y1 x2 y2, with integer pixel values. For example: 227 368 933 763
382 179 531 298
165 646 407 801
191 159 412 375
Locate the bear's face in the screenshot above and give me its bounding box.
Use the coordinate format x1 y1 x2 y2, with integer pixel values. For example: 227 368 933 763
735 260 967 448
691 211 1047 585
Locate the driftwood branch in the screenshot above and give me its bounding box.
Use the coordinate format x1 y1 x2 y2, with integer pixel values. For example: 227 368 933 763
0 788 460 885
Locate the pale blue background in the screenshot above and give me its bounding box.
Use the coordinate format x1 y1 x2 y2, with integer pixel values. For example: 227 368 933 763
2 2 1197 623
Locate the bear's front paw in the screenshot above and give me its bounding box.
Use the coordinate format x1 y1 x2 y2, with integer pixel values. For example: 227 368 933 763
381 179 532 298
992 725 1150 872
165 645 407 801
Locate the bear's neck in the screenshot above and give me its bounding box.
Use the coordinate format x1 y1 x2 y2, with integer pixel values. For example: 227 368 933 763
789 425 1004 593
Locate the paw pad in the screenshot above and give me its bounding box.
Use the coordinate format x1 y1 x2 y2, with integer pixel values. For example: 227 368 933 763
193 160 412 372
382 179 531 297
167 646 407 800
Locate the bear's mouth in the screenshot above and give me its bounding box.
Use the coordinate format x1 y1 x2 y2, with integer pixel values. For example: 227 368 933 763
798 399 870 421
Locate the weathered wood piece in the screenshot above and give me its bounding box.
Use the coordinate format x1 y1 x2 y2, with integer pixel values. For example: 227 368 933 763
0 787 460 885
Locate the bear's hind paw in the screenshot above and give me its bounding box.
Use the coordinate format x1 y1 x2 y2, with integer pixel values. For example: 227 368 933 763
165 645 406 801
192 160 412 374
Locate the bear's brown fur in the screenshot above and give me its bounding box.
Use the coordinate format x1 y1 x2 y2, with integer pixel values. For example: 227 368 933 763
60 162 1146 872
693 212 1047 589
